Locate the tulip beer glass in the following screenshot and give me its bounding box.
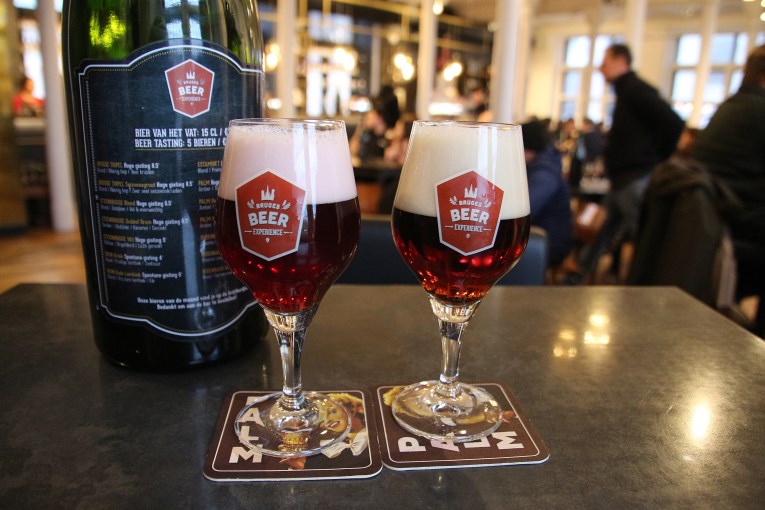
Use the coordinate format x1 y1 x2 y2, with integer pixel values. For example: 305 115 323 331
391 121 530 442
216 119 360 457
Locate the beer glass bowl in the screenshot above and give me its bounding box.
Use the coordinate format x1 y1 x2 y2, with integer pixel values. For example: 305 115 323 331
216 119 360 457
391 120 530 442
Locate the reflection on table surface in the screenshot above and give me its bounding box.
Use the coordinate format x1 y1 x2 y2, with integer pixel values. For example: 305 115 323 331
1 283 764 508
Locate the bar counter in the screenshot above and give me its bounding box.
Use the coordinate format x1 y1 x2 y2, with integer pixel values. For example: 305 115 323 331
1 284 764 508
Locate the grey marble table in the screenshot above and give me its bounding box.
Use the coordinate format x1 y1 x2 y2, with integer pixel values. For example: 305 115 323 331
1 283 764 509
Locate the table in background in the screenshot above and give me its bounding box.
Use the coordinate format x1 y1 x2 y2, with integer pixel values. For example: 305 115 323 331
1 284 764 509
353 158 400 214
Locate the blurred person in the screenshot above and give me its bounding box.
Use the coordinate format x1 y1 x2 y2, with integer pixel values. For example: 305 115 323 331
567 43 685 284
579 118 605 163
384 116 414 167
12 76 44 117
522 120 574 268
693 44 765 336
467 86 489 120
555 118 578 155
570 117 606 188
375 117 415 214
349 87 401 162
675 127 700 160
377 85 401 128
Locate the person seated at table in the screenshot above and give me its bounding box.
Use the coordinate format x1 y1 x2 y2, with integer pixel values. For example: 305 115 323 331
674 127 700 160
12 76 44 117
692 44 765 336
384 115 414 167
569 117 605 189
522 120 574 268
466 85 490 121
350 86 400 162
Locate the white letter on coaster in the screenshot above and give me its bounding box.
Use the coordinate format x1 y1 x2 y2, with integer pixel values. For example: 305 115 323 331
430 440 459 452
229 446 263 463
239 425 259 442
463 436 491 448
398 437 426 452
492 431 524 449
237 407 265 426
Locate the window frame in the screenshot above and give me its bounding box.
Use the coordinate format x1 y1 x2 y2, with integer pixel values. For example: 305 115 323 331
671 31 765 127
557 34 623 127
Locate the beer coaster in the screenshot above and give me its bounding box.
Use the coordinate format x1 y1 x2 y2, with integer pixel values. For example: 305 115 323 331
372 383 550 470
203 389 383 481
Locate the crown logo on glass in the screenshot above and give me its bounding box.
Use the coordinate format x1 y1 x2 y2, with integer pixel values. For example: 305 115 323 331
261 186 276 201
464 184 479 199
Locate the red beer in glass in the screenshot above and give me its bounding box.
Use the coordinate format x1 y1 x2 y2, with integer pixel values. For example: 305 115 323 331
392 210 529 304
217 199 359 313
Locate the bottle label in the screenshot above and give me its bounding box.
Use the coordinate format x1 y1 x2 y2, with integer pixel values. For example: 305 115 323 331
76 42 262 339
435 170 504 256
235 171 306 261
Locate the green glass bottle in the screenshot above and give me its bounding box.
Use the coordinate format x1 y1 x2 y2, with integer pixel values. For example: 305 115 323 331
62 0 267 370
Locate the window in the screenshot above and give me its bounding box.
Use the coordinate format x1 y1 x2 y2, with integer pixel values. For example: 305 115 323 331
671 32 765 127
559 34 622 126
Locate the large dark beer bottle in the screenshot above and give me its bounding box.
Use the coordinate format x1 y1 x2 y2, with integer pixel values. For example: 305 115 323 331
62 0 267 370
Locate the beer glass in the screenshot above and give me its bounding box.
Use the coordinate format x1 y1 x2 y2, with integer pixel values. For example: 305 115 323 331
391 121 530 442
216 119 360 457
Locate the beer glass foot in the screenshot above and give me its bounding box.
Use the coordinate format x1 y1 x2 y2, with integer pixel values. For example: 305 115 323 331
391 380 502 443
235 391 351 458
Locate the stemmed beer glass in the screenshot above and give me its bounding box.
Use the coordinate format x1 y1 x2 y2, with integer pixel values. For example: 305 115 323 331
216 119 360 457
391 121 530 442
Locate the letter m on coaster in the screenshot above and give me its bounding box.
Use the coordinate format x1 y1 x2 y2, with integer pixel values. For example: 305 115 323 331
435 170 503 256
235 171 305 260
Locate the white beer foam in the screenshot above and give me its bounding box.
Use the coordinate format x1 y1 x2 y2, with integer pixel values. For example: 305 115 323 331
218 121 357 204
394 122 530 219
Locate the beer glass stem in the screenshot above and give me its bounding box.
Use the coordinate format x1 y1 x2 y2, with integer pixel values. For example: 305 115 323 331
429 298 480 399
437 320 465 398
263 307 316 412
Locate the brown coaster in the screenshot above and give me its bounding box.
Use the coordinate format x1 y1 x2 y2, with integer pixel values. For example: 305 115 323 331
373 383 550 470
204 389 383 481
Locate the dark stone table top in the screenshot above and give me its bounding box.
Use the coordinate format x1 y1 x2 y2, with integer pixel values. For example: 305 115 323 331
1 283 764 508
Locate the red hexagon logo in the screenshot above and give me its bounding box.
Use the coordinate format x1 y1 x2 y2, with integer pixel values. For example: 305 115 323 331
164 59 214 118
436 170 504 256
235 171 305 260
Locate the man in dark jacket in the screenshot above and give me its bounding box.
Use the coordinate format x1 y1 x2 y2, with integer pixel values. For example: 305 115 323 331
522 120 573 267
693 44 765 336
569 43 685 283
